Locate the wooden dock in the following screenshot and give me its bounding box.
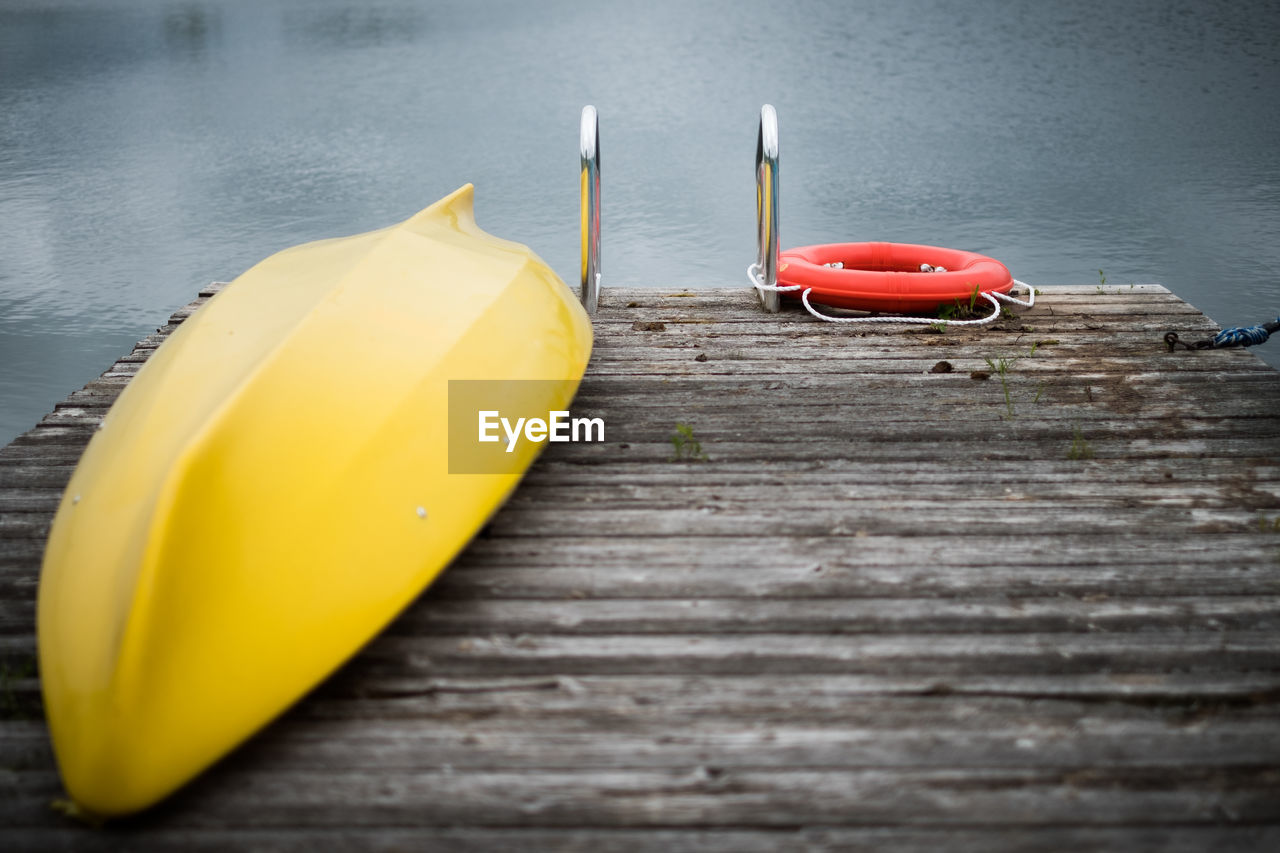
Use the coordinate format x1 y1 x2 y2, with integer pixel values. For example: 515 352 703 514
3 283 1280 850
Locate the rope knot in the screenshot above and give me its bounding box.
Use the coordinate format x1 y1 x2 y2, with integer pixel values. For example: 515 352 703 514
1166 318 1279 351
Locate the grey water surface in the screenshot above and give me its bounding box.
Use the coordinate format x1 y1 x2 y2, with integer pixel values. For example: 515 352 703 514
2 0 1279 444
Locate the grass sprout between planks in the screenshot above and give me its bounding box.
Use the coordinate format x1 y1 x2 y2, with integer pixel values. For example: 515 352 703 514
669 422 709 463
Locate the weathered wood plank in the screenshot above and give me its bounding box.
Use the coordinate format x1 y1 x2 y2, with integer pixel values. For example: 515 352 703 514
328 632 1280 678
6 629 1280 678
476 505 1272 538
9 715 1277 780
6 596 1280 637
426 562 1280 601
9 561 1280 615
8 673 1280 729
382 595 1280 635
6 475 1278 516
6 766 1278 829
13 502 1271 541
290 670 1280 716
4 827 1278 853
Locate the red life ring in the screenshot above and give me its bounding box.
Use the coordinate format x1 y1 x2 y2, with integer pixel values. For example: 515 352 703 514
777 242 1014 313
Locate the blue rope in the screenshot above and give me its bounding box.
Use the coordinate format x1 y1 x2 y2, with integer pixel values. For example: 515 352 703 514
1211 317 1280 348
1165 317 1280 351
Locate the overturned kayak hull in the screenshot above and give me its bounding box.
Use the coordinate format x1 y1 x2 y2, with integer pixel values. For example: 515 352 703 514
37 185 592 817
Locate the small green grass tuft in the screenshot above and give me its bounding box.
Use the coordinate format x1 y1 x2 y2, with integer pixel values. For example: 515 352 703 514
983 355 1018 419
50 797 104 828
966 281 981 314
669 422 709 463
1067 425 1095 460
935 283 988 324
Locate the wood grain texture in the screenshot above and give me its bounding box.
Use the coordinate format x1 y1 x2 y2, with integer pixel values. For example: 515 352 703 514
1 283 1278 850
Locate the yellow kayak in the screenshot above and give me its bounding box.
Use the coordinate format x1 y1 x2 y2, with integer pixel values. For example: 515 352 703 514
37 184 593 817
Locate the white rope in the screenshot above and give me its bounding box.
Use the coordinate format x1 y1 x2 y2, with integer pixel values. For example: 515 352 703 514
747 263 1036 327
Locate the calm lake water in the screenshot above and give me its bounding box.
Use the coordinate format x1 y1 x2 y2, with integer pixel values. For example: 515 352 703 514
2 0 1279 444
